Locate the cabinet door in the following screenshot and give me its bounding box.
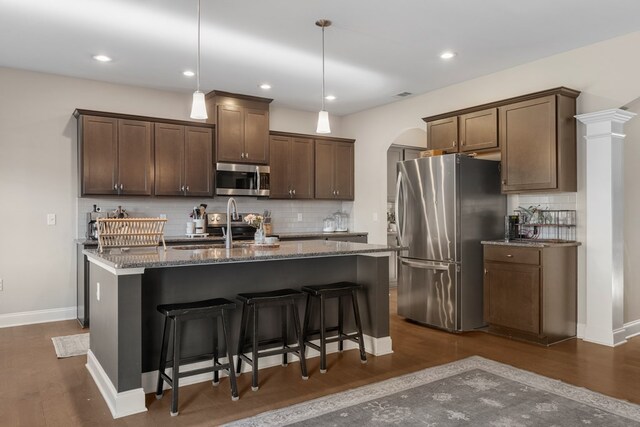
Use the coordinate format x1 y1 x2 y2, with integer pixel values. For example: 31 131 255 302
290 137 314 199
216 104 244 163
184 126 213 197
484 262 540 335
387 147 403 202
154 123 185 196
427 117 458 152
244 108 269 164
459 108 498 152
500 95 557 192
268 135 291 199
81 115 118 195
314 140 335 199
117 119 153 195
334 142 354 200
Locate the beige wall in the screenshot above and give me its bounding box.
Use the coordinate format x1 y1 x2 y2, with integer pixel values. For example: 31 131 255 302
341 32 640 328
0 67 340 317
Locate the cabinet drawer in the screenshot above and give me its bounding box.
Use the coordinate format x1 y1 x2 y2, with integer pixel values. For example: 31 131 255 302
484 245 540 265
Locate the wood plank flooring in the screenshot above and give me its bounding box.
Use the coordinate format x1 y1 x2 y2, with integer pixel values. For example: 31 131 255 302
1 289 638 426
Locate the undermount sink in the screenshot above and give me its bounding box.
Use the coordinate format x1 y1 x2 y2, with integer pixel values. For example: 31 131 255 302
171 243 251 250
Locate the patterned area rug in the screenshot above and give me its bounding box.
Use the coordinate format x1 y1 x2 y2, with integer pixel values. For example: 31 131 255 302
225 356 640 426
51 333 89 358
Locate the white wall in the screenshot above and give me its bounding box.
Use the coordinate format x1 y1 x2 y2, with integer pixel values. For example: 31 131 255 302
624 97 640 323
0 67 346 318
341 32 640 329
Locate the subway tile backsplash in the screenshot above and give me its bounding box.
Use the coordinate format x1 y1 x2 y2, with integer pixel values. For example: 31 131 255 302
77 197 350 238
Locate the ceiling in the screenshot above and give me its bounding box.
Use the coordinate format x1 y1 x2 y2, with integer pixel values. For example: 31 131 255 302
1 0 639 116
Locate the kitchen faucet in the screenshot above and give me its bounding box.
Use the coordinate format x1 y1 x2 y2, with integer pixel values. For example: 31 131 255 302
225 197 238 249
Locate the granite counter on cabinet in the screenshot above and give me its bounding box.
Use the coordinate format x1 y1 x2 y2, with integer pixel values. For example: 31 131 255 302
84 240 397 419
481 239 581 248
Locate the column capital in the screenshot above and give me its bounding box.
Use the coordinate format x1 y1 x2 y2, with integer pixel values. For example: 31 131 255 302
575 109 636 125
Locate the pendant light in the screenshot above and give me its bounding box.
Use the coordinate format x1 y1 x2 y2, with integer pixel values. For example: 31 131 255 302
316 19 331 134
190 0 207 119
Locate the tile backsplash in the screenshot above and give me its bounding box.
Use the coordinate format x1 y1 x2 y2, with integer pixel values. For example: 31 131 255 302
508 193 578 213
77 197 350 238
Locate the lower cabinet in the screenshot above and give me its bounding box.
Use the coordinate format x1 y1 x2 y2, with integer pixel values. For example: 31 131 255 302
483 243 577 345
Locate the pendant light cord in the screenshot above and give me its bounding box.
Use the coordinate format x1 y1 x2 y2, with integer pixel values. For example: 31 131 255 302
321 24 325 111
196 0 201 92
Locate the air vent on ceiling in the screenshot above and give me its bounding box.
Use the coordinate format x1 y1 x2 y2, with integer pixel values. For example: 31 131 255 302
394 91 413 97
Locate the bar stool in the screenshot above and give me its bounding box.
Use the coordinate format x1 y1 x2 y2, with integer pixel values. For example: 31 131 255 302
302 282 367 373
235 289 308 391
156 298 238 416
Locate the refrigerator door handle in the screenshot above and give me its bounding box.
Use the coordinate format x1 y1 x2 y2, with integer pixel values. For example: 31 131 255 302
395 170 404 246
400 258 450 271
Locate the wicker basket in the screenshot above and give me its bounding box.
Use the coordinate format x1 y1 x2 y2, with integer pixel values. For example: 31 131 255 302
97 218 167 252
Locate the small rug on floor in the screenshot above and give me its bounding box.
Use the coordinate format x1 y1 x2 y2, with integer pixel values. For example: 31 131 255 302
51 333 89 358
224 356 640 426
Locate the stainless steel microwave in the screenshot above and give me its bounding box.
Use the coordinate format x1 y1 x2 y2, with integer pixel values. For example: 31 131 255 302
215 163 270 197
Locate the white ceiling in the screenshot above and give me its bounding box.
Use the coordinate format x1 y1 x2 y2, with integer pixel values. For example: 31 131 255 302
1 0 639 115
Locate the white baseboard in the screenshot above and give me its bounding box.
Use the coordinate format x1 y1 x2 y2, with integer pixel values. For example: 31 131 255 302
0 306 76 328
577 322 585 339
624 319 640 339
142 334 393 394
86 350 147 419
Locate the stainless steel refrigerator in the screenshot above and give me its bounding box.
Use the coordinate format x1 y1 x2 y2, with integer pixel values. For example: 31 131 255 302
395 154 505 332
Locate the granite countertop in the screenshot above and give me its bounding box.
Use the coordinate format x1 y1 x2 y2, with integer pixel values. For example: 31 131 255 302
77 231 368 246
481 239 581 248
84 239 399 270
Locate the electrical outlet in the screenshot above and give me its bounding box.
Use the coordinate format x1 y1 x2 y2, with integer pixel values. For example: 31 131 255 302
297 213 303 222
96 282 101 301
159 214 167 219
47 213 56 225
0 278 3 291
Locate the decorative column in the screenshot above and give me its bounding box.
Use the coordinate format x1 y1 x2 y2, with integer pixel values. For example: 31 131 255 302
576 109 636 347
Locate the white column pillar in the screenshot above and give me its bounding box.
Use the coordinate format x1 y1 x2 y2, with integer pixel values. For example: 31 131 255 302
576 109 636 347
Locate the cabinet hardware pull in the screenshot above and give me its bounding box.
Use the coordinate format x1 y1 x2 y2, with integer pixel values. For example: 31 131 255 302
501 180 507 185
336 190 339 196
484 268 488 275
245 152 248 158
186 186 189 192
241 153 245 159
452 141 456 147
506 254 513 258
114 184 118 190
461 140 465 146
120 184 123 190
181 185 185 192
292 189 296 195
289 189 292 196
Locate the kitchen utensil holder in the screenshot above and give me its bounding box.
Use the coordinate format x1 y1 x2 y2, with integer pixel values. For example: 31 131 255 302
97 218 167 252
513 209 576 242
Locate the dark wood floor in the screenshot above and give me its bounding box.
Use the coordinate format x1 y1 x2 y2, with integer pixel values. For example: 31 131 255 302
2 289 639 426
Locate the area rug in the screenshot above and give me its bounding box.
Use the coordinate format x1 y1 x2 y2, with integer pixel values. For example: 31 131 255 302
51 333 89 358
224 356 640 426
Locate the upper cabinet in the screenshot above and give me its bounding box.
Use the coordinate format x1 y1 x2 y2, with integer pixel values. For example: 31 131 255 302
154 124 213 197
206 91 272 164
269 133 314 199
500 93 577 193
74 109 214 198
77 114 153 196
422 87 580 194
315 138 354 200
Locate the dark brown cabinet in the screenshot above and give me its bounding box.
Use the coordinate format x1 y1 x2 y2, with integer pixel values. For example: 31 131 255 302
459 108 498 152
207 91 271 164
79 115 153 196
482 243 577 345
500 92 577 193
154 123 213 197
269 135 314 199
315 139 354 200
426 116 458 153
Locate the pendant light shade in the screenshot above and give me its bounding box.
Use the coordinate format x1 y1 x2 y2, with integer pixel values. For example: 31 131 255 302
316 110 331 134
191 91 207 119
190 0 207 119
315 19 331 134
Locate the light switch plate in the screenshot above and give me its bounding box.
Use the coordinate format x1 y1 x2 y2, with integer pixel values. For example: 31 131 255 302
47 213 56 225
297 213 303 221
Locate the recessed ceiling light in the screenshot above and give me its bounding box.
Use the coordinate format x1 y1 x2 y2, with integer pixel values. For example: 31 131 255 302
259 83 272 90
183 70 195 77
325 95 336 101
92 54 112 62
440 51 456 60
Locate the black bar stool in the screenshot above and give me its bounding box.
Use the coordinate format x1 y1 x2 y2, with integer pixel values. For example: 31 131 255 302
302 282 367 373
156 298 238 416
235 289 308 391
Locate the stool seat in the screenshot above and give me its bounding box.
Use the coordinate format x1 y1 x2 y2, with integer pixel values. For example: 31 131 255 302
301 282 360 296
236 288 308 390
237 289 304 304
157 298 236 317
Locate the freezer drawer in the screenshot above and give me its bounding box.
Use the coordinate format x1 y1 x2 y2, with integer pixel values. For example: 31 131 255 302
397 257 458 331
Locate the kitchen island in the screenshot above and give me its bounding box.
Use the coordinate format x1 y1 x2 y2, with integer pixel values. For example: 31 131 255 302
83 240 398 418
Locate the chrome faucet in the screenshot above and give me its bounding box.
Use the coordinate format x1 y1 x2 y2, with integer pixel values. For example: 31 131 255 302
225 197 238 249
